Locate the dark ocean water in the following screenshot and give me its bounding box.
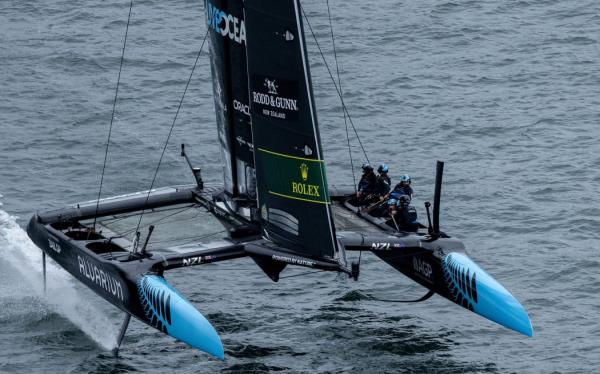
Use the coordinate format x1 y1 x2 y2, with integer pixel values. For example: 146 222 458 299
1 0 599 372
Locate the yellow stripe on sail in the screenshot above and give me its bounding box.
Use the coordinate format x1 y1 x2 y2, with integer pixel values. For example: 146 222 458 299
268 191 330 204
258 148 324 163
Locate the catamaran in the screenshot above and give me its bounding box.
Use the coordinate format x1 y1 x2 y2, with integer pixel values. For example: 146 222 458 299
26 0 533 360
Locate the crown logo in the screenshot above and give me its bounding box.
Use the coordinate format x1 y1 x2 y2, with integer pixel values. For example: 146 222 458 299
300 163 308 181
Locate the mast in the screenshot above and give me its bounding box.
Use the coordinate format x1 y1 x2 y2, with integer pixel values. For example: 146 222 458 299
205 0 255 199
245 0 341 261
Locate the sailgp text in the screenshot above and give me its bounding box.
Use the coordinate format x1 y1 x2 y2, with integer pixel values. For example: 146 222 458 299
77 255 124 301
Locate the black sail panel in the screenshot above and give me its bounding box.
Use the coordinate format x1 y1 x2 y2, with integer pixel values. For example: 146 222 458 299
245 0 339 260
205 0 254 197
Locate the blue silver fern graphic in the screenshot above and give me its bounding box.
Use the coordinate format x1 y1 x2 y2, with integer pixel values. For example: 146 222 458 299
136 275 225 358
442 253 478 311
138 276 172 334
440 252 533 336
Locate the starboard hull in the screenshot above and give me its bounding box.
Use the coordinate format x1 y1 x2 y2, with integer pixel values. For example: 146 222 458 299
342 230 533 337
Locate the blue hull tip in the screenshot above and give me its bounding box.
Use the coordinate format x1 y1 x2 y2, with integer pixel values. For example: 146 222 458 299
443 252 533 337
138 275 225 359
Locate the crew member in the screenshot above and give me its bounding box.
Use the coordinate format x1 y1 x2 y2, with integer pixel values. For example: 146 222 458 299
375 164 391 198
389 174 413 201
389 195 418 230
387 174 414 219
357 163 376 205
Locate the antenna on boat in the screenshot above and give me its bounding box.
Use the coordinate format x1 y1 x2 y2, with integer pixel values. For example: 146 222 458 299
140 225 154 256
181 144 204 189
131 231 141 253
424 201 433 234
432 161 444 235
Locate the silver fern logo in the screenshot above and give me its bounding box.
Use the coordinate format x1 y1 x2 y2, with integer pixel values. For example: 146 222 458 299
442 253 478 311
138 276 172 334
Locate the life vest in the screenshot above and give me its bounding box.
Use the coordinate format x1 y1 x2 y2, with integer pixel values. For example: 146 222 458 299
389 184 412 200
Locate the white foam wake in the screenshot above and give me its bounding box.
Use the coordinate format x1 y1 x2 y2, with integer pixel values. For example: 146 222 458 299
0 205 118 350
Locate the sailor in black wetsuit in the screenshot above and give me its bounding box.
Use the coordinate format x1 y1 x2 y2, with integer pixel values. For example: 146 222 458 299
365 164 391 216
357 163 377 205
375 164 391 198
389 174 413 202
387 174 417 229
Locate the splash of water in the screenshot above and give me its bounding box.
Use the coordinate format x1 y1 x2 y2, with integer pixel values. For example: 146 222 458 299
0 205 118 350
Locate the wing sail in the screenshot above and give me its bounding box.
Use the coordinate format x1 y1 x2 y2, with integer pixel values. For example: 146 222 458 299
205 0 255 198
245 0 340 261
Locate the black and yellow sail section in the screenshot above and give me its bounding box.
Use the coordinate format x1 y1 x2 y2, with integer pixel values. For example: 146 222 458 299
257 148 330 205
205 0 254 197
245 0 339 260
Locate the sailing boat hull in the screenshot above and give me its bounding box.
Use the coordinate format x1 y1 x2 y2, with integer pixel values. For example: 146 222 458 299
368 240 533 337
26 204 225 359
331 194 533 337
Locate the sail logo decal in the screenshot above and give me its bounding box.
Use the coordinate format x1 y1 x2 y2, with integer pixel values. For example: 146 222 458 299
291 183 319 197
206 2 246 45
257 148 330 204
284 30 295 42
77 255 124 301
265 78 278 95
300 163 308 181
233 99 250 116
442 253 478 311
252 75 299 120
236 135 254 151
292 162 320 197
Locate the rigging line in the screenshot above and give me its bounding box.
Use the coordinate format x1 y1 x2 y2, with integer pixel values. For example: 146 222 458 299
106 205 197 239
169 230 228 247
194 268 255 271
280 269 323 279
325 0 356 194
119 205 198 238
148 230 226 245
133 28 210 235
300 4 370 165
92 0 135 231
97 204 197 224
